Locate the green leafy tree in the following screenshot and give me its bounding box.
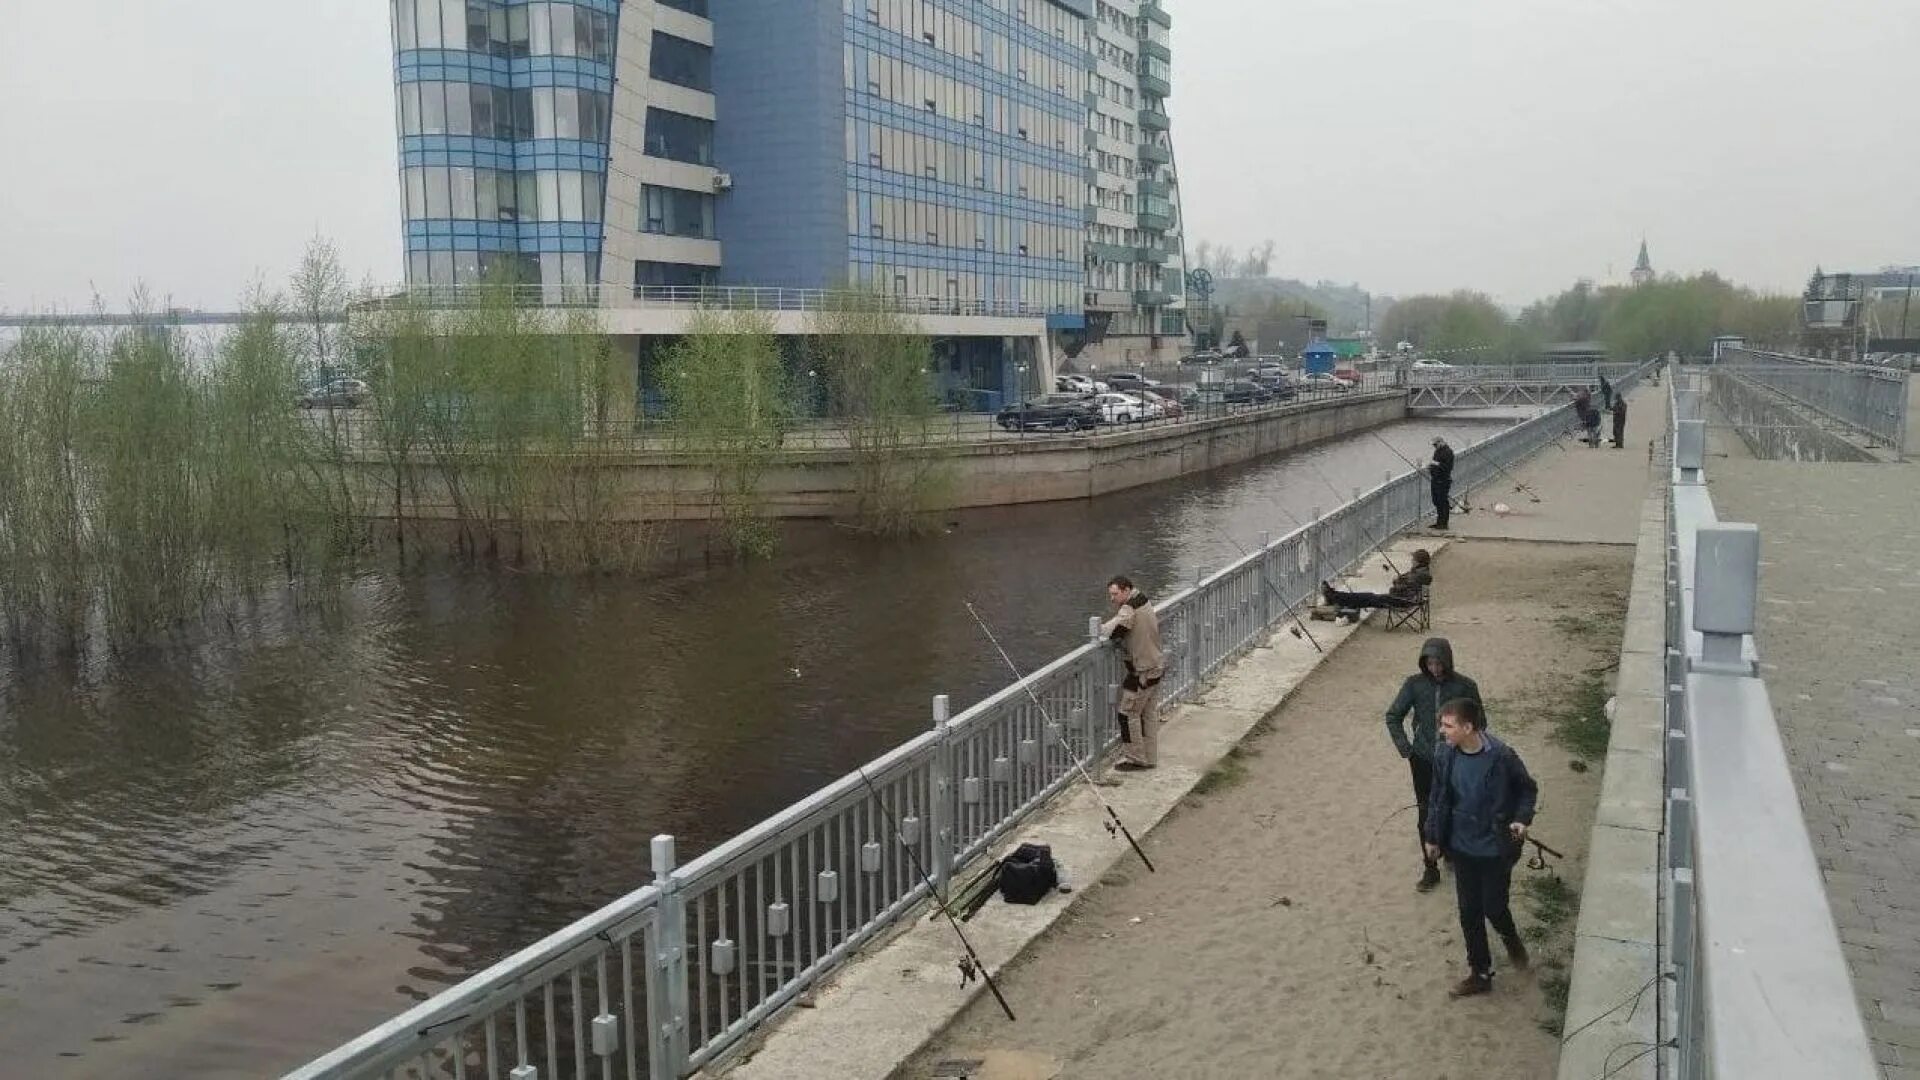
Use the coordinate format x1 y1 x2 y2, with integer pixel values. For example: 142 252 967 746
662 308 791 557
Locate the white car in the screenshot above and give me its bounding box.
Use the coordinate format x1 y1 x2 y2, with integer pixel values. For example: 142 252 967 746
1299 373 1351 392
1091 392 1160 423
1410 358 1455 370
1056 374 1110 394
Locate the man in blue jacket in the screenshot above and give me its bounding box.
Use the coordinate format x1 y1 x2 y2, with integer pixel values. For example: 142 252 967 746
1385 637 1486 892
1424 697 1538 997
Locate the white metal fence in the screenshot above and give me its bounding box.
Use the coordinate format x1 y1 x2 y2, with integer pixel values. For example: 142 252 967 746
353 284 1065 321
1661 374 1878 1078
288 362 1656 1080
1718 347 1909 452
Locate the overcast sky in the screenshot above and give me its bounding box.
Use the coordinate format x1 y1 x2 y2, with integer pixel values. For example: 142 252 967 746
2 0 1914 311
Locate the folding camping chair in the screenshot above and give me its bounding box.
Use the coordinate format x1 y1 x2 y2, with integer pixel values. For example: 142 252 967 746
1381 587 1432 632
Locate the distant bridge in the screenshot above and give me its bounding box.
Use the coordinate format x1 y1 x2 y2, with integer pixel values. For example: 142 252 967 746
0 310 345 329
1408 363 1643 410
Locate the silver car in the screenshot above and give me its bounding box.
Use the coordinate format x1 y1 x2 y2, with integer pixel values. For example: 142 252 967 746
299 377 372 409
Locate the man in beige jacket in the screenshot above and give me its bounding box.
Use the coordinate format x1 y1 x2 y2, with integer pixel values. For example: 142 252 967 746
1101 575 1165 771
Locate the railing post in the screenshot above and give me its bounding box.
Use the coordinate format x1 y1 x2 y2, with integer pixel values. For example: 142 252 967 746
1258 532 1272 629
928 695 954 900
1691 523 1759 675
1088 616 1110 758
649 835 689 1079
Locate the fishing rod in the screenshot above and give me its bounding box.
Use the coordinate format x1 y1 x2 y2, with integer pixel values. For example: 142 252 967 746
1298 458 1407 579
1217 532 1323 653
854 763 1016 1020
963 602 1156 874
1365 431 1471 516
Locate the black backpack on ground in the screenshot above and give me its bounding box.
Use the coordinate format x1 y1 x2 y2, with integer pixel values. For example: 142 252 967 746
996 843 1059 905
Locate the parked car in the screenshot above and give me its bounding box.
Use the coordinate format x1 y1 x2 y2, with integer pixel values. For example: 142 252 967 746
1254 363 1290 379
1091 391 1159 423
299 377 371 409
1410 357 1454 370
1220 381 1275 405
1055 374 1108 394
1332 367 1364 386
1252 374 1298 400
1180 349 1225 365
997 394 1100 431
1139 389 1183 419
1105 371 1161 392
1300 372 1351 393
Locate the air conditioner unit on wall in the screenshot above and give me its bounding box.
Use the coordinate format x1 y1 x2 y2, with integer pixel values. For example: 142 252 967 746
712 173 734 192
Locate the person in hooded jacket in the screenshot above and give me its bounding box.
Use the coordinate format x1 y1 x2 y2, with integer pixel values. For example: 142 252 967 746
1384 637 1487 891
1427 438 1455 530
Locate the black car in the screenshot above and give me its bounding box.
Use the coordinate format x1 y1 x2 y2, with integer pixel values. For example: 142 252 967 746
1105 371 1158 392
1221 381 1276 405
997 394 1100 432
1250 372 1298 400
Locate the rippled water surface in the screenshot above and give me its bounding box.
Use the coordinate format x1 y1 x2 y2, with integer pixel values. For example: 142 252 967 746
0 417 1505 1077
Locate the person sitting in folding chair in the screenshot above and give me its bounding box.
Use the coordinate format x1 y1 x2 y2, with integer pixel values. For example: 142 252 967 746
1319 549 1432 612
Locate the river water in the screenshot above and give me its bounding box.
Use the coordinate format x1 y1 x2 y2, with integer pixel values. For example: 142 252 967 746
0 416 1506 1077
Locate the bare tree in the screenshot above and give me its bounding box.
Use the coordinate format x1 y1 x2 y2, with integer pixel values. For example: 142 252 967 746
290 236 351 382
1249 240 1277 278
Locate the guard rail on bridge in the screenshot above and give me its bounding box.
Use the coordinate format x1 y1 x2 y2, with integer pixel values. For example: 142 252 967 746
1661 373 1877 1078
352 284 1062 321
1717 347 1909 453
289 364 1656 1080
1408 362 1644 410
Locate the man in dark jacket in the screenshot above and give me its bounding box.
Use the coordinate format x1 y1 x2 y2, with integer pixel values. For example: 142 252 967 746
1598 373 1613 411
1384 637 1486 891
1611 394 1628 449
1427 437 1454 530
1424 697 1537 997
1321 549 1432 611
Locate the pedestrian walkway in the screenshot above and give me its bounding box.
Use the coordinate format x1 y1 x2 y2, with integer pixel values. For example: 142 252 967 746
1706 459 1920 1078
896 398 1665 1080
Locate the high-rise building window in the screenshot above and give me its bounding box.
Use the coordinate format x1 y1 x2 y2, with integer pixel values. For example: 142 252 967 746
641 185 715 238
635 261 718 290
650 31 713 91
643 107 714 164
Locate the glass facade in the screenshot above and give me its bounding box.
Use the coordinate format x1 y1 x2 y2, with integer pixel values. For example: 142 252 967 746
392 0 619 287
841 0 1088 314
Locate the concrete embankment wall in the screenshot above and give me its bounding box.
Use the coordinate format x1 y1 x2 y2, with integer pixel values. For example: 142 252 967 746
1714 371 1886 462
368 391 1407 522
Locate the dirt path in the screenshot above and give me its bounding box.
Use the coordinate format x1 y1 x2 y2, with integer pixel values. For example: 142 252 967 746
899 540 1633 1080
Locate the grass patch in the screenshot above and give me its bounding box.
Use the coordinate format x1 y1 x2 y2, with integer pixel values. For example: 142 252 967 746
1541 672 1613 760
1522 874 1579 931
1538 969 1572 1036
1192 744 1254 795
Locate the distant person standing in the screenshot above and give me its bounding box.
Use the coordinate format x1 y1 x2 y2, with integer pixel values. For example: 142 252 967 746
1598 373 1614 411
1384 638 1487 891
1427 437 1454 530
1425 698 1537 997
1611 395 1628 449
1101 575 1164 772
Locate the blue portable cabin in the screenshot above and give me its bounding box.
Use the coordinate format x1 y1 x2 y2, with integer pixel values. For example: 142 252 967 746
1302 340 1337 375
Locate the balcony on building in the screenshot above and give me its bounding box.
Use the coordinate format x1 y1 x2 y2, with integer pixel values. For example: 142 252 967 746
1139 107 1171 133
1138 208 1174 232
1139 142 1172 166
1089 241 1137 264
1134 288 1174 309
1142 1 1172 29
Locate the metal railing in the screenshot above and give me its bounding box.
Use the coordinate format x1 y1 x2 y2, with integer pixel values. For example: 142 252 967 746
1660 373 1878 1078
352 284 1067 321
1718 347 1909 451
298 381 1407 456
290 362 1656 1080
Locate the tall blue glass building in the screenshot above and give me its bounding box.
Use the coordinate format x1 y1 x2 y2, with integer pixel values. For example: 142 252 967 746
388 0 1188 400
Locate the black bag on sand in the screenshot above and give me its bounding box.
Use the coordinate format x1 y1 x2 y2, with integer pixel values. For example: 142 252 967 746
997 843 1059 905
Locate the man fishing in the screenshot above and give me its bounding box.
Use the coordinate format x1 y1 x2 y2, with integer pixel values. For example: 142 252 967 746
1100 575 1164 772
1425 697 1537 997
1427 437 1454 530
1321 549 1432 612
1384 637 1487 892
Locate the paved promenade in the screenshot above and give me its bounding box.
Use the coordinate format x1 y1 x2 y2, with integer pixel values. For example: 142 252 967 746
1706 459 1920 1079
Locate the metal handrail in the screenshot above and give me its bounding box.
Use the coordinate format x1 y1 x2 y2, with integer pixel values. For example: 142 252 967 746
289 361 1656 1080
1661 372 1879 1078
350 284 1073 320
1717 347 1909 450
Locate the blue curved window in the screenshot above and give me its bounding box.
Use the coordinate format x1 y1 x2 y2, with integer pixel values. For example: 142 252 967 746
395 0 614 62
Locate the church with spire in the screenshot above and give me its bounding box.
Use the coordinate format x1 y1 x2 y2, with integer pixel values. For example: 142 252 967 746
1630 239 1655 286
